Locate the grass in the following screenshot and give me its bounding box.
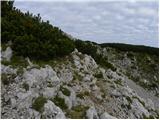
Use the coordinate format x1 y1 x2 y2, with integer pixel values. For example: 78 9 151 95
32 96 47 112
51 96 68 110
32 56 69 68
60 86 71 96
2 55 28 68
66 105 89 119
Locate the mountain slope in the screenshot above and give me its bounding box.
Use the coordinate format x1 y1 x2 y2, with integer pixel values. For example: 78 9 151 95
1 48 159 119
1 1 159 119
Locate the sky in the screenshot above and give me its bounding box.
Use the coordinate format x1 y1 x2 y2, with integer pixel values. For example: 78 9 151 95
14 0 159 47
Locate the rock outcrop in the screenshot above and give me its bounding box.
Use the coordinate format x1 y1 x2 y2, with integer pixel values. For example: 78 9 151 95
1 48 159 119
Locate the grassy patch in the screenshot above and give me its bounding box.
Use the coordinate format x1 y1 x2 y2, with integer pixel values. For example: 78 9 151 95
1 73 16 85
66 105 89 119
2 55 28 68
32 57 69 68
32 96 47 112
16 67 24 75
51 96 68 110
76 91 90 99
60 86 71 96
142 113 155 119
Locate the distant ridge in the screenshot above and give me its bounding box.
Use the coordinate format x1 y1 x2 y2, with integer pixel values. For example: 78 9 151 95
100 43 159 56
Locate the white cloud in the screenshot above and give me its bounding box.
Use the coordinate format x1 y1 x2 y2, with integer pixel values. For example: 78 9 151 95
14 0 159 47
138 7 157 16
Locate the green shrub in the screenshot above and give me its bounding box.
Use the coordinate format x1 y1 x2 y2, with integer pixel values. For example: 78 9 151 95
51 96 67 110
76 93 85 99
32 96 47 112
127 52 134 58
94 72 103 78
104 61 116 71
1 73 16 85
22 82 29 91
1 74 10 85
66 105 89 119
60 86 71 96
2 1 75 60
76 91 90 99
126 96 132 104
114 79 123 86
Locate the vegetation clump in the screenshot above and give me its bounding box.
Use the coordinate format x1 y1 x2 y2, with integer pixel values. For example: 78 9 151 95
60 86 71 96
75 40 116 71
32 96 47 112
66 105 89 119
114 79 123 86
51 96 68 110
94 72 103 78
1 73 16 85
76 91 90 99
22 82 29 91
2 1 75 60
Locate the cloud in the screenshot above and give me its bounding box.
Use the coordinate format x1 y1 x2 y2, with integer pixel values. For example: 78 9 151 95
14 0 158 47
138 7 157 16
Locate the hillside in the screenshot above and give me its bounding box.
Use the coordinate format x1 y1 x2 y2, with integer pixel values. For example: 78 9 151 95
1 1 159 119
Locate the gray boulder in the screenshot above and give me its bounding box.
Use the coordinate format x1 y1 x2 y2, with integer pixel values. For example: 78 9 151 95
2 47 12 61
42 100 66 119
100 112 117 119
86 106 99 119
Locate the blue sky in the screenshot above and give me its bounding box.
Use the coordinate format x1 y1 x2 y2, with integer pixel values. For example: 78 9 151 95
14 0 159 47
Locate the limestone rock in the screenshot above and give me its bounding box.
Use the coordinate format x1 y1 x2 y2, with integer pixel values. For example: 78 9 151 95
1 64 17 74
131 99 149 118
42 100 66 119
2 47 12 61
100 112 117 119
86 106 99 119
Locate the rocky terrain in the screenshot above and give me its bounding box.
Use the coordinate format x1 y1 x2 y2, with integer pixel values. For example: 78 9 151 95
1 45 159 119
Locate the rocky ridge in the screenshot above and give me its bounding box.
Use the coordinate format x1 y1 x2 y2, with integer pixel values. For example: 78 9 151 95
1 47 159 119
